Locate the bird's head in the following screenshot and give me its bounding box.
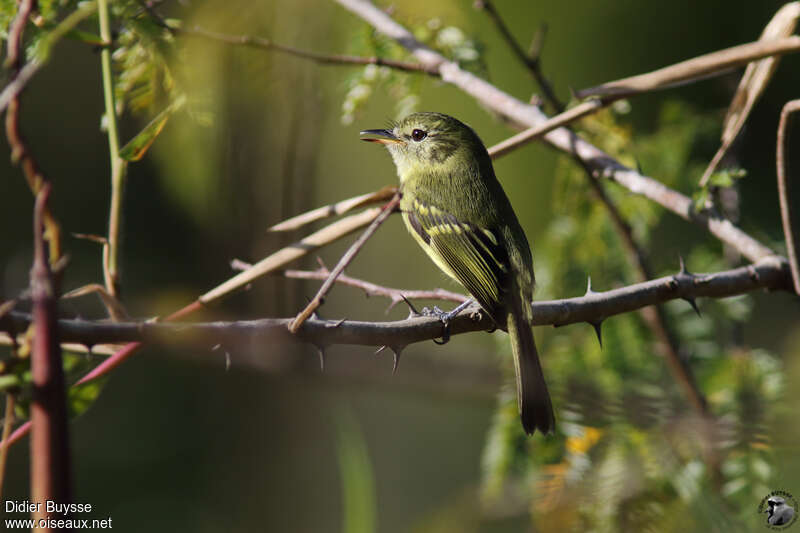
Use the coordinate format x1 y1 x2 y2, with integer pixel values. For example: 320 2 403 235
360 112 486 180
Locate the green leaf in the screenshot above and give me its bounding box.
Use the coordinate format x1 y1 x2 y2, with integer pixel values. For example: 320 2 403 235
708 168 747 188
66 29 105 46
119 95 186 162
692 187 710 211
67 380 104 418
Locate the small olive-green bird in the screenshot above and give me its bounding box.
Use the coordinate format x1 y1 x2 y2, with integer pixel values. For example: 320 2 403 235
361 112 554 435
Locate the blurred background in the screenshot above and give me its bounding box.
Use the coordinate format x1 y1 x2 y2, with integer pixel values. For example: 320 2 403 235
2 0 800 531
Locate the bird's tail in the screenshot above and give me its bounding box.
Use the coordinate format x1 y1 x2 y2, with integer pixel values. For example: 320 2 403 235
506 291 555 435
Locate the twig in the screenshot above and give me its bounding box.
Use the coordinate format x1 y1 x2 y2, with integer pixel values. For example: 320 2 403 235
98 0 128 297
332 0 775 263
269 186 397 232
233 258 467 307
699 2 800 187
29 184 72 517
62 283 129 321
289 193 402 332
0 2 98 114
177 26 440 76
284 265 467 309
776 99 800 295
475 0 563 112
1 256 790 350
487 99 606 159
0 393 15 500
201 207 387 304
576 36 800 99
4 0 63 264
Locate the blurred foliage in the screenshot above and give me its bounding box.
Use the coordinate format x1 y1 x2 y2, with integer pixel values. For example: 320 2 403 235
336 408 377 533
1 2 794 532
341 16 485 125
478 101 786 531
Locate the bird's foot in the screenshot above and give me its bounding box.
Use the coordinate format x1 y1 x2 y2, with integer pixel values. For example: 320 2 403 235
421 299 473 345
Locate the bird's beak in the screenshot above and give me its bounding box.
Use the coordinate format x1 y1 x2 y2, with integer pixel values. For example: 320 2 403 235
359 129 403 144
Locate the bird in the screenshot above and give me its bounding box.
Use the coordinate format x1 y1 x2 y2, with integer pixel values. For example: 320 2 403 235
766 496 795 526
360 112 554 435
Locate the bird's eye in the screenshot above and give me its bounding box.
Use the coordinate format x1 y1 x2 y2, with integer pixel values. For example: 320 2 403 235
411 129 427 142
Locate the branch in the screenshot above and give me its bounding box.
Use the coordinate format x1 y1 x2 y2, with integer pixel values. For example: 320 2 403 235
283 264 467 309
333 0 775 263
4 0 64 264
0 393 15 500
200 206 386 304
0 2 98 114
0 256 791 452
487 99 605 159
268 186 397 232
29 185 72 517
777 99 800 295
289 193 401 332
177 26 440 76
1 256 790 350
98 0 128 297
474 0 563 111
576 36 800 99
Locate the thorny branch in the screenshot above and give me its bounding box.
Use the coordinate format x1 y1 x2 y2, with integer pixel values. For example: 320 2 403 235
1 256 791 351
29 185 72 517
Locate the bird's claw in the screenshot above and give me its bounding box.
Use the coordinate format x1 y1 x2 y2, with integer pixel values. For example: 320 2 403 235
429 300 473 345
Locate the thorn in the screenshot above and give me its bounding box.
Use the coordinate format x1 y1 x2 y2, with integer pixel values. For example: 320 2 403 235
316 345 326 371
678 255 690 276
747 264 760 282
390 346 404 375
635 158 644 175
590 321 603 348
400 294 421 317
375 345 387 355
684 297 701 317
327 317 346 328
585 276 595 296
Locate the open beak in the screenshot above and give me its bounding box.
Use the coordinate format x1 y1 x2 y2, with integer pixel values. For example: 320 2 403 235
359 129 403 144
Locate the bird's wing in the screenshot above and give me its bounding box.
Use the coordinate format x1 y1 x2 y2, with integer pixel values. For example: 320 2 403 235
406 198 509 321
